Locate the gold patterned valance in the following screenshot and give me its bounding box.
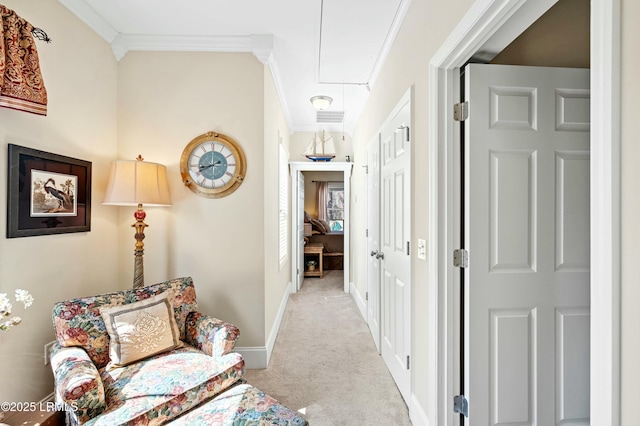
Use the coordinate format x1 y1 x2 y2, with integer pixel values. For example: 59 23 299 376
0 5 47 115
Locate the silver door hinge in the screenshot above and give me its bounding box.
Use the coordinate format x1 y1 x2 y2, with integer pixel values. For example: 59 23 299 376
366 229 369 237
365 292 368 301
454 395 469 417
407 241 410 256
397 125 410 142
453 249 469 268
406 355 410 370
454 102 469 121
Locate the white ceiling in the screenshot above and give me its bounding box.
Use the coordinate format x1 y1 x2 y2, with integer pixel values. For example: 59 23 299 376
57 0 411 135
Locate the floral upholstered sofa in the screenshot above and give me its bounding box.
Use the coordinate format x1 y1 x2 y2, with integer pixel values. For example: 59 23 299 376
49 277 245 426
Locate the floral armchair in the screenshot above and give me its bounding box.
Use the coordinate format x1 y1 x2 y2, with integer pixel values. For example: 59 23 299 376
49 277 245 426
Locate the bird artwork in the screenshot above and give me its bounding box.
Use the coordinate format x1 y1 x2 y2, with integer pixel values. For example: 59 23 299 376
30 171 77 216
42 178 72 212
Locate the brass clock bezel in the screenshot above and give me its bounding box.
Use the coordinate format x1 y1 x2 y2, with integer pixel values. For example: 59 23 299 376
180 131 247 198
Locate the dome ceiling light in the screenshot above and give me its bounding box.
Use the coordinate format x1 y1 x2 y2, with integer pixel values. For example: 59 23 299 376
310 95 333 111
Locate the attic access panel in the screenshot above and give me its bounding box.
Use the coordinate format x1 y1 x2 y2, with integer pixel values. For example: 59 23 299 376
318 0 403 84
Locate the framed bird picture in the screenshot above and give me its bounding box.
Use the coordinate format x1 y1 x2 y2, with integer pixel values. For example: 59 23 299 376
7 144 92 238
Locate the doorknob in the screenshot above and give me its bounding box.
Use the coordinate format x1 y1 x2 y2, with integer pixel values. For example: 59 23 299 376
370 250 378 257
376 252 385 260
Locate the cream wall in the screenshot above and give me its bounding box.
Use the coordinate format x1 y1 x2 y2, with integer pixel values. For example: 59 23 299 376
0 0 118 402
350 0 475 414
263 66 291 348
117 51 267 347
620 0 639 422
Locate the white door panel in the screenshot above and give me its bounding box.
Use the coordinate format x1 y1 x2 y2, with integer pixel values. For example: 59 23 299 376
465 64 590 425
380 94 411 404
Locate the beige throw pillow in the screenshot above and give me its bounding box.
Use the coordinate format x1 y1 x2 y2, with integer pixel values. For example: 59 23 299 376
319 219 332 233
100 291 182 367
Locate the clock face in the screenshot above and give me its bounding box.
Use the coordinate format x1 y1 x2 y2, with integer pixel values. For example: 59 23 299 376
180 132 246 198
188 142 234 186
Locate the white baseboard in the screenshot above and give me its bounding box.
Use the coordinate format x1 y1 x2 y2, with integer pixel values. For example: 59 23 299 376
410 393 430 426
266 281 291 364
350 281 367 321
238 281 291 370
39 392 55 404
235 346 267 369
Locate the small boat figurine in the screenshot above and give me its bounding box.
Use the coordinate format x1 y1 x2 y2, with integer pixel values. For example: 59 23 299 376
304 130 335 162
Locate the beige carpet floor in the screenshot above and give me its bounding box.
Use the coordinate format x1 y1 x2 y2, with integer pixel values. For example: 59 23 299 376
243 270 412 426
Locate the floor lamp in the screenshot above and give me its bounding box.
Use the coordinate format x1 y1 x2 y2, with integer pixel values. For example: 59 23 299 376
103 155 171 288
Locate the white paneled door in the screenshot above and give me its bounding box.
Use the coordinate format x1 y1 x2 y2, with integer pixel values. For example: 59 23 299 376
367 134 381 353
380 95 411 404
464 64 590 425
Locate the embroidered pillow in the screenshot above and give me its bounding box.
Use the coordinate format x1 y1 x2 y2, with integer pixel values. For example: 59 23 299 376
100 292 182 368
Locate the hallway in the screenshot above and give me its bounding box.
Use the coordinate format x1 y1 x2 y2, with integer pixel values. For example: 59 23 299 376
244 271 411 425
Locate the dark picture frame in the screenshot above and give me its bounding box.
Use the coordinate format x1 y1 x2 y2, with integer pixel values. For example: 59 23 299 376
7 144 92 238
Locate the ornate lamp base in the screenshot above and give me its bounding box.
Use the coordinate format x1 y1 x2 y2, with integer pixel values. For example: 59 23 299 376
132 203 148 289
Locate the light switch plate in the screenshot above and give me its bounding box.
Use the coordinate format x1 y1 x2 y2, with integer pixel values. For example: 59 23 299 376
417 239 427 260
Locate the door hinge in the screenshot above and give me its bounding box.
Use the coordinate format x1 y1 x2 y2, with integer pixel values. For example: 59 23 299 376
453 395 469 417
406 355 410 370
397 125 410 142
366 229 369 237
407 241 410 255
454 102 469 122
363 165 369 174
365 292 369 301
453 249 469 268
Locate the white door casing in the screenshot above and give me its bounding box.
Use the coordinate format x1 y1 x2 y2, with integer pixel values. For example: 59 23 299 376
297 172 305 291
464 64 590 425
380 91 412 404
428 1 620 425
289 162 353 294
367 134 382 352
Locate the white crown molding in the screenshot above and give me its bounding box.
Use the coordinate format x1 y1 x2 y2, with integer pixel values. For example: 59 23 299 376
367 0 413 90
250 34 274 64
58 0 276 63
109 34 274 62
266 53 294 134
58 0 118 42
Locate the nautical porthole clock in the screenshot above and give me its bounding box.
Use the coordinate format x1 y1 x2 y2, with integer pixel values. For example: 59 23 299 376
180 131 247 198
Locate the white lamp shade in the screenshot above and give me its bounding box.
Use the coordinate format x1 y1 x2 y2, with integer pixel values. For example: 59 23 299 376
103 159 171 206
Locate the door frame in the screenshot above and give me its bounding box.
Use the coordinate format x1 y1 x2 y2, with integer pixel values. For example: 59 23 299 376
296 172 305 291
366 133 382 352
290 161 353 293
427 1 620 425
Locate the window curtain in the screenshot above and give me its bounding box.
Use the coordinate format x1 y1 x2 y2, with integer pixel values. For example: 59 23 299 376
316 181 328 221
0 6 48 115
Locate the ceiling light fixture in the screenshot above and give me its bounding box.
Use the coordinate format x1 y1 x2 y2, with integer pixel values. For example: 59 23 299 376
310 95 333 111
